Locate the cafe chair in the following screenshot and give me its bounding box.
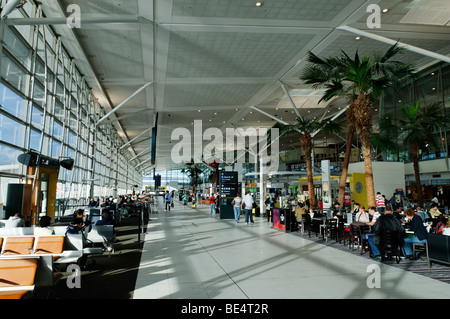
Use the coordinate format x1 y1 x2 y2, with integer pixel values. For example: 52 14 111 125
336 215 346 243
349 224 371 254
412 241 429 267
323 219 338 242
300 214 311 237
379 230 401 264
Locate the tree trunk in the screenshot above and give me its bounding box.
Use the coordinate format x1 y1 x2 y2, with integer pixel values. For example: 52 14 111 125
338 104 356 206
360 134 376 207
353 92 376 208
302 132 315 208
410 142 424 207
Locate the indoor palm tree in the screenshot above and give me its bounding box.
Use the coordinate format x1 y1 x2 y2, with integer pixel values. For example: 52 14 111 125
181 162 208 193
275 117 342 208
397 101 448 206
300 43 414 207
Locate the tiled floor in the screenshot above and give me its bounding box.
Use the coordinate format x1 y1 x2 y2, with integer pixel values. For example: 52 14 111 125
133 200 450 299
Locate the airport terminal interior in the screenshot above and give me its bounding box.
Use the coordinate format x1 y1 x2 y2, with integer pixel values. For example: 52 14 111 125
0 0 449 301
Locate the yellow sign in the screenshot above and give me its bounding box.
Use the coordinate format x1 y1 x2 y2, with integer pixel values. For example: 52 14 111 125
348 173 367 209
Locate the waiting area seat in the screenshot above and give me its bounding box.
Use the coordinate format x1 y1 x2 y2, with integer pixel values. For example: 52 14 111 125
0 232 99 298
84 225 115 253
2 237 35 256
34 236 65 255
0 258 39 299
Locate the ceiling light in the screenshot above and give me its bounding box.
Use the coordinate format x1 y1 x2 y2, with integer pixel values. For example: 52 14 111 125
255 2 263 7
382 8 388 13
355 36 361 40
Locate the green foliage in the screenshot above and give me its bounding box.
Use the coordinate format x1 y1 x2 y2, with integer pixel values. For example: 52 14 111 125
300 43 415 103
398 101 449 149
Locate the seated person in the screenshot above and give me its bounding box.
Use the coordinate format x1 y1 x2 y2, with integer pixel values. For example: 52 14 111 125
367 204 405 257
392 204 403 220
73 209 92 228
428 203 442 218
5 213 25 228
294 202 307 220
88 198 98 207
35 215 55 235
364 207 380 226
351 203 360 216
402 208 428 258
435 215 447 235
416 206 429 222
65 218 84 235
355 205 369 222
331 201 341 217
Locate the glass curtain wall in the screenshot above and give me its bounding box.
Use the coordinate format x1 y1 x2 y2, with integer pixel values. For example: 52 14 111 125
379 63 450 162
0 1 142 209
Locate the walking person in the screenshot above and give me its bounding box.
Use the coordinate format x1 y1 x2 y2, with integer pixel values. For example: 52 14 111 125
164 191 172 211
182 193 188 209
243 191 254 224
375 192 385 213
209 193 216 215
232 193 242 223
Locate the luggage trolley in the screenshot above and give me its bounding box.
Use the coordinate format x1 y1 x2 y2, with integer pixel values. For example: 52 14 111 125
148 195 158 215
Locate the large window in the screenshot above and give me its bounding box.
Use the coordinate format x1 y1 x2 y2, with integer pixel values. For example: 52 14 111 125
0 1 142 205
379 63 450 163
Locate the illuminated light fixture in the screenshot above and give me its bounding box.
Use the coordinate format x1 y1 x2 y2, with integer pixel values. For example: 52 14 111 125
355 36 361 40
255 1 263 7
382 8 388 13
